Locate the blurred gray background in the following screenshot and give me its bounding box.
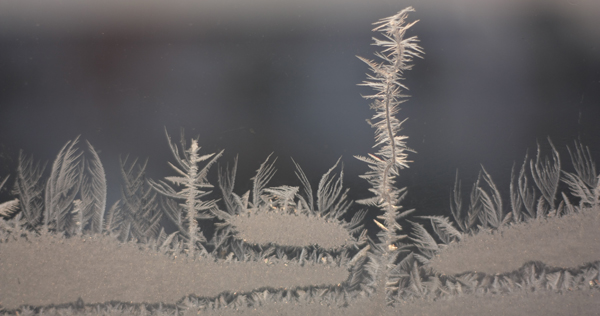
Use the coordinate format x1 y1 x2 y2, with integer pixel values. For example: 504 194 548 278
1 0 599 227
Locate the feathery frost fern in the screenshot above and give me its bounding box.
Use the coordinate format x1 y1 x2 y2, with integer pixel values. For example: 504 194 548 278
354 7 423 296
44 136 83 232
563 141 600 210
0 175 20 219
150 129 223 257
44 136 107 235
11 151 46 228
213 154 362 252
451 138 596 236
114 156 163 242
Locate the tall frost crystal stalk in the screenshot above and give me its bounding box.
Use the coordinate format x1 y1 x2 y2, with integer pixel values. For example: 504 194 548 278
151 131 223 257
354 7 423 293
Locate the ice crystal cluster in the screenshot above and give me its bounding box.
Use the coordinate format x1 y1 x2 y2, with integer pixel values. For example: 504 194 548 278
0 6 599 316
